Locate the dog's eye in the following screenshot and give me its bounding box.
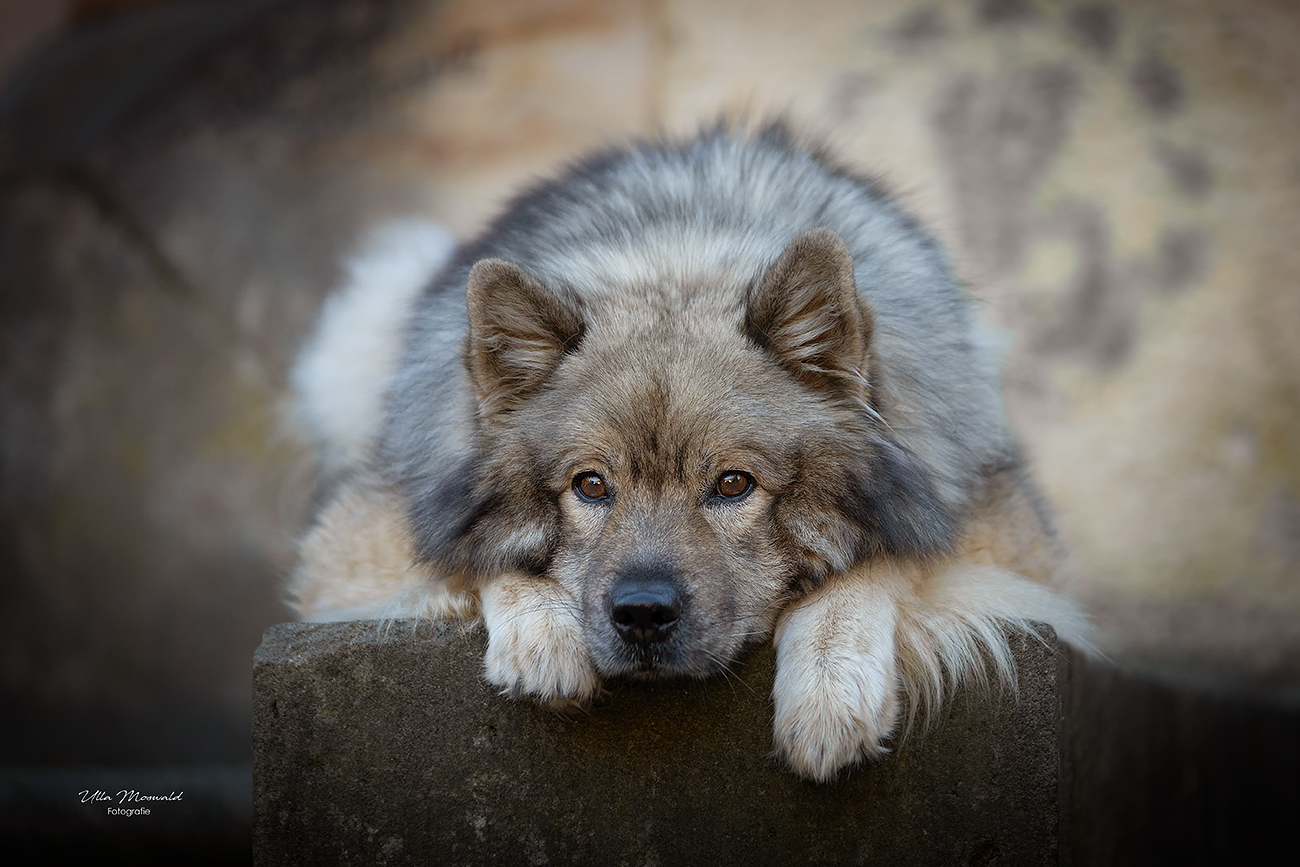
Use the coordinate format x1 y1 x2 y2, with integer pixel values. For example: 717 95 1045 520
574 472 609 501
715 472 753 499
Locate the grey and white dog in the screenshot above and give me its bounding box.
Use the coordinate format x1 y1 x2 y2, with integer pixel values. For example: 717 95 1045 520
289 124 1092 782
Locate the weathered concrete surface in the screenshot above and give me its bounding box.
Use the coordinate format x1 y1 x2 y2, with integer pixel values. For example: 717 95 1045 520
254 621 1065 866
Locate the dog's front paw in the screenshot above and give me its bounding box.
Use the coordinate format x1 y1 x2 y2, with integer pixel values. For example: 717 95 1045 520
771 593 902 782
771 643 900 782
480 577 601 709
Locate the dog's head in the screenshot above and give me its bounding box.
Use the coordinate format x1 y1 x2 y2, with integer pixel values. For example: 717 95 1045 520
413 229 953 679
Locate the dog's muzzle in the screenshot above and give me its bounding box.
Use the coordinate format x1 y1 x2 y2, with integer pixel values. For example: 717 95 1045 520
609 575 682 648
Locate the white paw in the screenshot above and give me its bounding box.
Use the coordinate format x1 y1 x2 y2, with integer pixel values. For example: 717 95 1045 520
771 645 900 782
771 595 901 782
480 578 601 709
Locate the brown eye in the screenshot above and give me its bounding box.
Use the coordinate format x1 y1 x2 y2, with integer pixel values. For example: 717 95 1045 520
574 472 608 501
715 472 753 499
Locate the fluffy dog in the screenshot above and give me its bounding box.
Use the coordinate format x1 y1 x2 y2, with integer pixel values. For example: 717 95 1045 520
288 125 1092 782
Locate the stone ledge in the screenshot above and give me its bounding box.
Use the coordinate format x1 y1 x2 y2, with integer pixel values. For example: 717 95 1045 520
253 620 1067 866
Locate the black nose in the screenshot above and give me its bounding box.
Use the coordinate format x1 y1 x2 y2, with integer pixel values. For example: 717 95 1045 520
609 580 682 646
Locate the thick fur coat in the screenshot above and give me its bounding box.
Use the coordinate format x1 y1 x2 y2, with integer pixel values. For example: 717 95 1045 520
289 125 1092 782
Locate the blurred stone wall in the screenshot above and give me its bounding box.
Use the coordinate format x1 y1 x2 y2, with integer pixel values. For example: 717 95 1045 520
1 0 1298 770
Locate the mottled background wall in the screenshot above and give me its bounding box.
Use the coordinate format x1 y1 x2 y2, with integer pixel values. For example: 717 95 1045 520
1 0 1297 841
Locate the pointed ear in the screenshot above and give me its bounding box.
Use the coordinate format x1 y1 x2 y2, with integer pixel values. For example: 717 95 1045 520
465 259 585 417
744 228 872 396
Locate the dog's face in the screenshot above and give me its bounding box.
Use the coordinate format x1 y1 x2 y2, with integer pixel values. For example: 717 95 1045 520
412 230 954 680
518 330 816 678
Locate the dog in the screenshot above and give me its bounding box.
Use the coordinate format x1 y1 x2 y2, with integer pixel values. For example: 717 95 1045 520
287 123 1093 782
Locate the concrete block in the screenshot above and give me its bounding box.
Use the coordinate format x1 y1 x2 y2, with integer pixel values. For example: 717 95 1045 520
254 620 1067 866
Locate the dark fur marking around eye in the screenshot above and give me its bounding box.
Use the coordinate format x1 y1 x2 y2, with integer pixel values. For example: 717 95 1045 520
774 436 954 584
407 453 481 556
844 439 955 558
408 452 561 577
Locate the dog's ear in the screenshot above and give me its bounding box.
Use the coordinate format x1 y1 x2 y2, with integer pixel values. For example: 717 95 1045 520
744 228 872 397
465 258 585 417
776 435 955 584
